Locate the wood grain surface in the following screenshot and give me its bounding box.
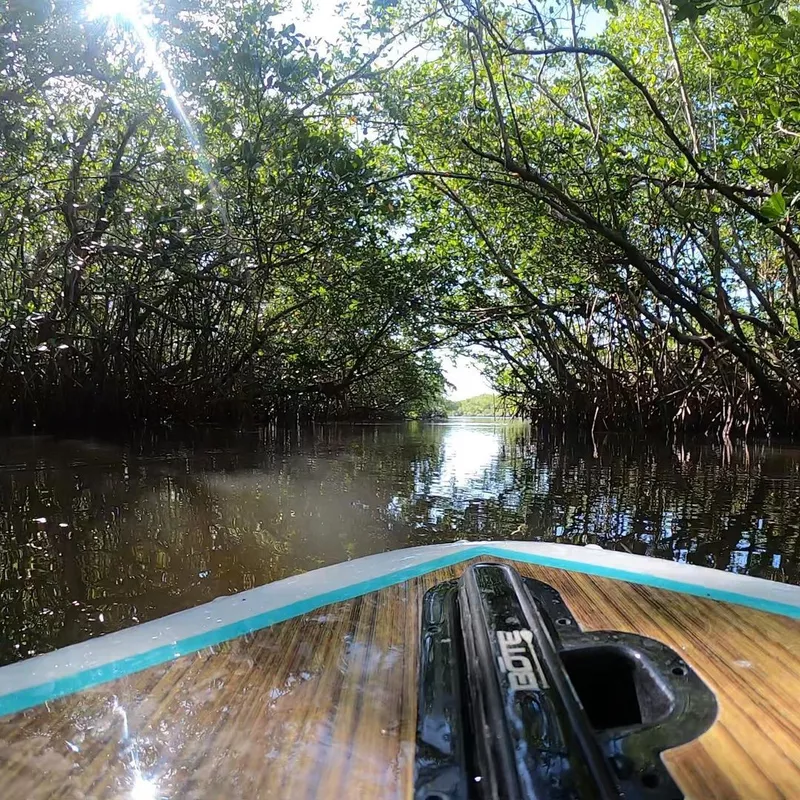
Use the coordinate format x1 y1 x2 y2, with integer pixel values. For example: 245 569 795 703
0 559 799 799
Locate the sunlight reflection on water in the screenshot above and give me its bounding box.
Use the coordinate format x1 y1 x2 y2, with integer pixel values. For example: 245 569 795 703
1 421 799 663
424 421 503 494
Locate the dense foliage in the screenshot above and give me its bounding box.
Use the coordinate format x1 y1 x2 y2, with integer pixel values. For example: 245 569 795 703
376 0 800 435
3 0 800 434
0 0 454 427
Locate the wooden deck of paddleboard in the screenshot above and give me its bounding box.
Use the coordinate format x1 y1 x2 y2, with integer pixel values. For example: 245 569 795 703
1 558 799 799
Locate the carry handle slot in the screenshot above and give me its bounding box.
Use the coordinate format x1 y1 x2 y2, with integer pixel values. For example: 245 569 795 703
458 563 621 800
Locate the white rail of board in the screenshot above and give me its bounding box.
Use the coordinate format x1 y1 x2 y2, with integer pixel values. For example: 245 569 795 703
1 540 799 715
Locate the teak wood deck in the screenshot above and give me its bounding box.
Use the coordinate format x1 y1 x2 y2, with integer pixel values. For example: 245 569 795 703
1 558 799 799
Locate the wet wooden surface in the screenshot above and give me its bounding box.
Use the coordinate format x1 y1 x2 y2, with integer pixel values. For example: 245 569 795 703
1 559 799 798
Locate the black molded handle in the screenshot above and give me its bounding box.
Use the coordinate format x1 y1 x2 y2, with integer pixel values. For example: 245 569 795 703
457 563 621 800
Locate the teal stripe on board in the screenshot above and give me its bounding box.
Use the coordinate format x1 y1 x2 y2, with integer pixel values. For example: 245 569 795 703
0 547 483 718
478 546 800 621
1 544 799 718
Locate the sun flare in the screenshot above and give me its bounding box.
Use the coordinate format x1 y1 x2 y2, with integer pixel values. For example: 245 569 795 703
84 0 226 227
86 0 142 22
129 773 157 800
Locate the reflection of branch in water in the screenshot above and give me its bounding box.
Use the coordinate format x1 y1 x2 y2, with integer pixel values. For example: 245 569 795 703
2 425 800 664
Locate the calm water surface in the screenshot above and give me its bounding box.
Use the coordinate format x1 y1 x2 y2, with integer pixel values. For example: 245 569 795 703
1 420 799 666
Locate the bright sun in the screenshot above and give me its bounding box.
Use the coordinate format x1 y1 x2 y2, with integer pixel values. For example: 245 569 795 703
129 773 158 800
86 0 142 21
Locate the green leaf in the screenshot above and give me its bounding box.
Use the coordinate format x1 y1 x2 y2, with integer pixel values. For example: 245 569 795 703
762 191 787 221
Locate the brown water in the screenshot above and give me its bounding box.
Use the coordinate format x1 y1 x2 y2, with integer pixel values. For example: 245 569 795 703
1 420 799 667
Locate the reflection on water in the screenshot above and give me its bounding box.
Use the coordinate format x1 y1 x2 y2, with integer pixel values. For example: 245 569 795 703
1 420 799 664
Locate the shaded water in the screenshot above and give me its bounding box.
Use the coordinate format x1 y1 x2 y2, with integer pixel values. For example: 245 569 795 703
1 420 799 666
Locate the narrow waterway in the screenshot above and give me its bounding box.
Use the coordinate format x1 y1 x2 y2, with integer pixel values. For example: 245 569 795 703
1 420 798 665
